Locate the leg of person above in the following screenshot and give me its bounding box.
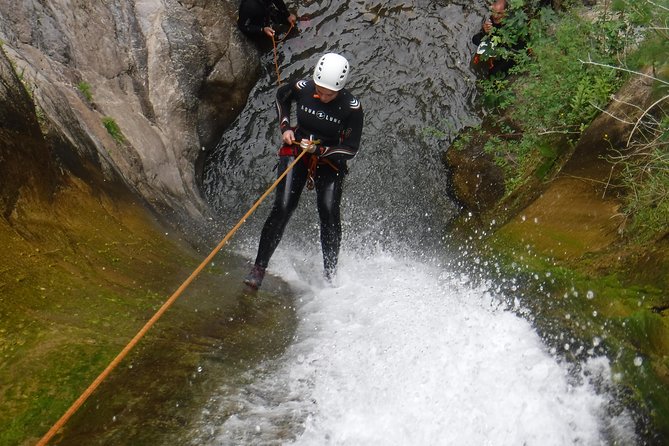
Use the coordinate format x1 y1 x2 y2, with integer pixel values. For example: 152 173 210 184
315 165 344 283
244 157 308 289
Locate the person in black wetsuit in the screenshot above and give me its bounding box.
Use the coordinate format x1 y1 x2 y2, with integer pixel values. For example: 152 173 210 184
471 0 516 76
244 53 364 289
237 0 297 40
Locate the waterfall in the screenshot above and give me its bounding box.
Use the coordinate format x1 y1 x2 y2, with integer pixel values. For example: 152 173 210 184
197 1 636 444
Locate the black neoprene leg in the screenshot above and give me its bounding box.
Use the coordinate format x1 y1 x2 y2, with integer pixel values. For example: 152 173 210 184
254 157 307 268
315 165 344 276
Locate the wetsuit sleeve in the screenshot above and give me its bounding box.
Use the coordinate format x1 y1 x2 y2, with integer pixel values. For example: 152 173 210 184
472 30 485 46
238 21 264 36
272 0 291 22
238 0 265 35
276 80 298 133
319 100 364 162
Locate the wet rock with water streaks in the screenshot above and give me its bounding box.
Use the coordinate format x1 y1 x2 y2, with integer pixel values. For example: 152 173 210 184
0 0 259 220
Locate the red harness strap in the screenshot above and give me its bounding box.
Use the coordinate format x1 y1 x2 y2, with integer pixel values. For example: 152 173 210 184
277 145 297 156
277 145 339 190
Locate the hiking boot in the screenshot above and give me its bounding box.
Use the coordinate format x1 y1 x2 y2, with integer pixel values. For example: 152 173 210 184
244 265 266 290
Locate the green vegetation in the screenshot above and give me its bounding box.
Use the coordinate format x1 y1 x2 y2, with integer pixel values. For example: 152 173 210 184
475 0 668 242
478 1 628 186
607 0 669 241
102 116 125 144
77 81 93 103
618 138 669 241
10 58 49 135
13 61 35 101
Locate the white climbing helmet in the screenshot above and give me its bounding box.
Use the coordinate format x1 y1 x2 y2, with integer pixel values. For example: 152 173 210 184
313 53 349 91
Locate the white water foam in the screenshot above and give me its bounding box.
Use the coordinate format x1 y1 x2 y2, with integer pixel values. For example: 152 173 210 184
200 247 634 445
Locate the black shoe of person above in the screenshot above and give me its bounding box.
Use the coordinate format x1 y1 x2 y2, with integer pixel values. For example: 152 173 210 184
243 265 266 290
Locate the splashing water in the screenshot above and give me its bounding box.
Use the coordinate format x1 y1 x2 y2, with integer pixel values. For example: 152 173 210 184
189 248 635 445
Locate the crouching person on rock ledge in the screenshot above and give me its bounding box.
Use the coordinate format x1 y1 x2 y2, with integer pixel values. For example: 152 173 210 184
471 0 528 78
244 52 365 290
237 0 297 44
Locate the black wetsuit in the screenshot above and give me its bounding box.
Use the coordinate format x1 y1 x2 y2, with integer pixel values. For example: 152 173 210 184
253 79 364 276
237 0 291 36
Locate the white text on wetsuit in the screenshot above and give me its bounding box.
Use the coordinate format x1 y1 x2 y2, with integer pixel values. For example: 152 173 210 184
300 105 342 124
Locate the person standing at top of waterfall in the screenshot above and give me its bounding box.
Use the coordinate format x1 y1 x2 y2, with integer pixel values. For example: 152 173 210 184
237 0 297 40
244 52 364 290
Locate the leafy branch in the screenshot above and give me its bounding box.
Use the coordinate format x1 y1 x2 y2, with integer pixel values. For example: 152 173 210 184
579 56 669 86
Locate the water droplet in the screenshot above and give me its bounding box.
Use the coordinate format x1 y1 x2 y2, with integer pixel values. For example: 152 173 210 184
586 290 594 299
634 356 643 367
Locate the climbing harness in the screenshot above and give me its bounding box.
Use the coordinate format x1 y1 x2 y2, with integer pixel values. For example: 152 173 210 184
276 139 337 190
36 144 310 446
271 20 295 85
305 152 339 190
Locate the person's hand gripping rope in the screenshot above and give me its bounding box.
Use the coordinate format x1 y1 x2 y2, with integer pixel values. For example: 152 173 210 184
299 138 317 153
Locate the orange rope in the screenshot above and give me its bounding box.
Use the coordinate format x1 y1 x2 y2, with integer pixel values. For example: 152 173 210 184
36 147 309 446
271 21 295 86
271 34 281 85
277 21 295 44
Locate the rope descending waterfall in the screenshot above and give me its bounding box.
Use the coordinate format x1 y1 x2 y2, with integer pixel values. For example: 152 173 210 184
37 147 310 446
271 21 295 85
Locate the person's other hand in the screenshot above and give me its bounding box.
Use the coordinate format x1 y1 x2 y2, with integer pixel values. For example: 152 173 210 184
263 26 275 37
483 18 492 33
282 130 296 145
288 14 297 26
